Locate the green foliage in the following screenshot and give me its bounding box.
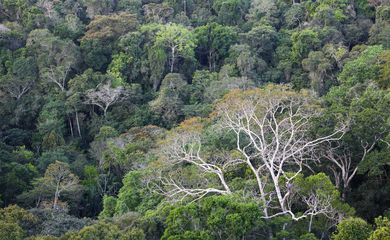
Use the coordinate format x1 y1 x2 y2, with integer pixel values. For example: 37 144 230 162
99 195 117 219
150 73 188 127
242 23 277 60
115 172 142 214
212 0 250 25
80 39 112 71
332 217 372 240
194 22 237 71
154 23 196 73
0 221 25 240
0 205 37 240
82 13 138 42
291 29 320 62
302 50 335 95
0 0 388 239
161 195 264 240
103 170 162 216
29 208 92 237
369 217 390 240
62 221 120 240
339 45 383 86
300 233 319 240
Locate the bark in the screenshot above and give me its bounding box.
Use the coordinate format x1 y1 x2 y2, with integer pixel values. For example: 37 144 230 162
68 116 74 137
170 47 176 72
75 111 82 137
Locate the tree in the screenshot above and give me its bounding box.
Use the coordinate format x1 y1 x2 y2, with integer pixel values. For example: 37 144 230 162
150 73 188 127
37 96 67 150
161 195 264 240
302 51 335 96
332 217 372 240
291 29 320 62
42 161 80 209
377 50 390 89
159 85 347 222
0 0 44 30
84 82 128 116
27 29 81 92
28 208 92 237
241 24 277 61
0 205 37 240
52 14 85 41
154 23 196 73
338 45 383 86
309 0 350 26
284 4 306 29
115 0 142 15
81 12 138 42
194 23 237 71
82 0 114 18
369 217 390 240
294 173 352 232
80 39 113 71
62 221 120 240
142 3 174 23
0 159 38 205
0 55 38 100
99 195 117 219
369 6 390 49
247 0 277 23
321 58 390 200
212 0 249 26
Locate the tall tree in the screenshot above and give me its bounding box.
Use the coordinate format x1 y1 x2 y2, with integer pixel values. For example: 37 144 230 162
27 29 81 92
84 81 128 116
154 23 196 73
42 161 80 209
194 23 237 71
159 85 348 223
0 55 38 100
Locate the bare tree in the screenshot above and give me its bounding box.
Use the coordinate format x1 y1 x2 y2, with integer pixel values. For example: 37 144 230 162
324 137 381 200
160 130 233 201
84 82 128 116
159 86 347 222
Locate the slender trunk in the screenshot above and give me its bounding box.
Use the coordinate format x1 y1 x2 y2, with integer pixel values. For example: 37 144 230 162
282 223 288 240
36 195 41 208
103 106 108 117
267 224 274 240
308 214 313 232
208 51 212 71
271 173 286 211
53 182 60 209
75 111 81 137
248 164 269 217
213 54 216 71
68 116 74 137
170 47 175 72
341 185 349 201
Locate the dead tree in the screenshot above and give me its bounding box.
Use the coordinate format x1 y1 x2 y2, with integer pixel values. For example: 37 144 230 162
84 83 128 116
159 86 348 222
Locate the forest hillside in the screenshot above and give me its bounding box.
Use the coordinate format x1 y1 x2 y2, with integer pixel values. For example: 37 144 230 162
0 0 389 239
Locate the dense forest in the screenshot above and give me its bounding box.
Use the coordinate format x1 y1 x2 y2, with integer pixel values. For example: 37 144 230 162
0 0 389 239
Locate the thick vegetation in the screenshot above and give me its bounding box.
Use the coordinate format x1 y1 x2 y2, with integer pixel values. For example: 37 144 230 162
0 0 389 239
